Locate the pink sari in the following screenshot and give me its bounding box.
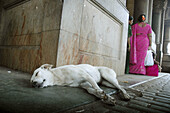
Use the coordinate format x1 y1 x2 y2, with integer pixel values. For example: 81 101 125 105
129 23 152 75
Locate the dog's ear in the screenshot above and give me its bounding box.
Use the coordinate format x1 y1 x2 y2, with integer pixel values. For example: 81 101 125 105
40 64 53 70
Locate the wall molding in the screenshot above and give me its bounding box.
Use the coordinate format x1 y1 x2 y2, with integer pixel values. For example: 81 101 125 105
3 0 30 10
89 0 123 25
117 0 129 13
88 0 123 60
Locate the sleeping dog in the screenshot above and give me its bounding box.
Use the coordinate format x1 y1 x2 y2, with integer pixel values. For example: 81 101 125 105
30 64 142 105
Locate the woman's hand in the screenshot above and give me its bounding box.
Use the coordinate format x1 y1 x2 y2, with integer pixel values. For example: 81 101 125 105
128 45 131 52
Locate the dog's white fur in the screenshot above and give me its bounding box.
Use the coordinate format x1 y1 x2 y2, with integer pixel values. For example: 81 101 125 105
31 64 141 105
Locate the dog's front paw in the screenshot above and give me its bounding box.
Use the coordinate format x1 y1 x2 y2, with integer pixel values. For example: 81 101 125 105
123 93 131 100
119 91 131 101
101 94 116 105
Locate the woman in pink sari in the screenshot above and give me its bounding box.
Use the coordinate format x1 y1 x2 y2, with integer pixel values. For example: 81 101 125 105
129 14 152 75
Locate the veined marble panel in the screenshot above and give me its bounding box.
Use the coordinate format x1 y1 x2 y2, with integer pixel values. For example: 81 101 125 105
3 0 44 36
57 30 79 66
0 0 63 73
80 1 123 59
60 0 84 35
57 0 129 75
92 0 129 25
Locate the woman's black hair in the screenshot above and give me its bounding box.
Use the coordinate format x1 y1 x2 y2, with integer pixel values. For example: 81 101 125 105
152 52 155 59
152 52 156 59
138 14 146 22
129 16 133 21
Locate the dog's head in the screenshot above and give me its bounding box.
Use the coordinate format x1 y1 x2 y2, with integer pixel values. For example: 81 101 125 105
30 64 54 88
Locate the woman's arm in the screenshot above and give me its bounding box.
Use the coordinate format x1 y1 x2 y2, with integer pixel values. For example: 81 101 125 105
128 37 130 51
154 60 159 65
127 25 132 51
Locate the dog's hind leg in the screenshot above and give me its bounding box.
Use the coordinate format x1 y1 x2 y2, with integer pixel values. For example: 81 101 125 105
101 80 117 88
80 82 116 105
98 67 131 100
102 80 143 98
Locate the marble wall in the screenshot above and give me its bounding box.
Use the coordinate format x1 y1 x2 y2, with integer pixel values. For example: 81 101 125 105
0 0 129 75
57 0 129 75
0 0 63 73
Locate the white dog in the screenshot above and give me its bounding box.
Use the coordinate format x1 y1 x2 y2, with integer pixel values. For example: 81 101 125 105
30 64 142 105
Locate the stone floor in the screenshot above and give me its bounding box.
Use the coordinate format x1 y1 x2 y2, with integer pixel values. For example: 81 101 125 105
63 74 170 113
0 66 168 113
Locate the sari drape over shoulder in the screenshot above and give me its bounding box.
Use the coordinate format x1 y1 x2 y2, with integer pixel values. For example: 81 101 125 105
130 24 137 64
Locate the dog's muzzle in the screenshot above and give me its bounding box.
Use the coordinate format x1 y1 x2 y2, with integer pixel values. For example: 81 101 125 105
31 81 43 88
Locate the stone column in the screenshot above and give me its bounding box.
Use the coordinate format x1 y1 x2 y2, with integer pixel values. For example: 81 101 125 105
162 1 170 72
152 10 162 44
162 22 170 72
134 0 149 23
163 2 170 54
148 0 153 26
152 0 167 65
163 24 170 54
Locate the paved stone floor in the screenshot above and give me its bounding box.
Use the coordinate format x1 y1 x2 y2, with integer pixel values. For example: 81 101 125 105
0 66 169 113
63 74 170 113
